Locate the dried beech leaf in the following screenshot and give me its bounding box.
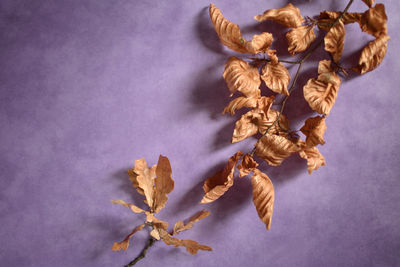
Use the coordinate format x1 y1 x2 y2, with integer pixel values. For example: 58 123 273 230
257 109 290 135
324 20 345 62
158 229 212 255
251 169 274 230
286 25 316 55
237 154 259 178
318 11 362 31
133 158 156 208
261 62 290 95
146 212 169 231
245 32 274 54
232 110 260 143
267 49 279 65
209 4 247 53
153 155 174 213
299 146 326 174
110 200 145 214
150 229 161 240
173 210 210 235
201 152 243 204
222 96 258 115
112 224 145 251
255 134 300 166
360 4 387 37
256 96 275 113
355 34 390 74
300 116 327 147
255 3 304 28
362 0 374 8
223 57 261 98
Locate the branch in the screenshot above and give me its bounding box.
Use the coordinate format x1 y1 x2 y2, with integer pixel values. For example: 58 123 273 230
125 238 157 267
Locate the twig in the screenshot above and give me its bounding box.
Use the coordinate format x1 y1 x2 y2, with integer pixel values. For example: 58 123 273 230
125 238 157 267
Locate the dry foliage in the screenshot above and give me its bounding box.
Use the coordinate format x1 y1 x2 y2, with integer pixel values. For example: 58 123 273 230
286 25 316 55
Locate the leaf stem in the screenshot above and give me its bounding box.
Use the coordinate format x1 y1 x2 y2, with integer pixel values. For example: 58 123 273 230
125 238 157 267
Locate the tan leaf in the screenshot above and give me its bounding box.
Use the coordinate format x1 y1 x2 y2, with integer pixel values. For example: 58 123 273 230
110 200 145 214
255 134 300 166
127 168 141 193
256 96 275 113
201 152 243 203
261 62 291 95
232 110 260 143
112 224 145 251
222 96 258 115
237 154 259 178
257 109 290 135
150 229 161 240
245 32 274 54
153 155 174 213
362 0 374 8
299 146 326 174
286 25 316 55
300 116 327 147
355 34 390 74
251 169 274 230
254 3 304 28
146 212 169 231
133 158 156 209
158 229 212 255
360 4 387 37
223 57 261 98
318 11 362 31
324 20 345 62
209 4 247 53
173 210 211 235
267 49 279 64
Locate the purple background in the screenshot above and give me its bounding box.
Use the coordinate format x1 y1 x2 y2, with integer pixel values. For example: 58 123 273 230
1 0 399 266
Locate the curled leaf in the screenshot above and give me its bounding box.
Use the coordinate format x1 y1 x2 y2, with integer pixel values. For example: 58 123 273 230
158 229 212 255
300 116 327 147
223 57 261 98
237 154 259 178
318 11 362 31
232 110 260 143
255 134 300 166
112 224 145 251
261 62 291 95
251 169 274 230
201 152 243 203
255 3 304 28
222 96 258 115
355 34 390 74
245 32 274 54
324 20 345 62
360 3 387 37
299 146 326 174
153 155 175 213
286 25 316 55
132 158 156 209
146 212 169 231
173 210 211 235
110 200 145 214
257 109 290 135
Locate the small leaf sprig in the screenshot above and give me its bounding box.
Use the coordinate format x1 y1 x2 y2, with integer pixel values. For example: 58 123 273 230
201 1 389 230
112 155 211 266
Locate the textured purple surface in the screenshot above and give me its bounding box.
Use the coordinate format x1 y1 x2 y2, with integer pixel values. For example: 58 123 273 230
1 1 399 266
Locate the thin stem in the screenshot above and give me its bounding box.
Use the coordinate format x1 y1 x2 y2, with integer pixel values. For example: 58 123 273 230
125 238 157 267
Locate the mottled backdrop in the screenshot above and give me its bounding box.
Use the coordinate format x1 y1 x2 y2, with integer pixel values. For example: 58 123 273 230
1 0 399 266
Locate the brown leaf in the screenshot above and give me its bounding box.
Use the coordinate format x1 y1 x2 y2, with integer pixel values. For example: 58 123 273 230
245 32 274 54
173 210 211 235
222 96 258 115
153 155 174 213
251 169 274 230
255 134 300 166
286 25 316 55
110 200 145 214
257 109 290 135
158 229 212 255
201 152 243 203
360 4 387 37
133 158 156 209
256 96 275 113
232 110 260 143
362 0 374 8
223 57 261 98
146 212 169 231
300 116 327 147
324 20 345 62
112 224 145 251
299 146 326 174
355 34 390 74
261 62 291 95
318 11 362 31
254 3 304 28
237 154 259 178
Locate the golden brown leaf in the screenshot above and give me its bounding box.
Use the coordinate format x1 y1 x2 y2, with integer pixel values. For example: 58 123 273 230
110 200 145 214
360 4 387 37
299 146 326 174
153 155 174 213
112 224 145 251
324 20 345 62
254 3 304 28
300 116 327 147
150 229 161 240
145 212 169 231
261 62 291 95
158 229 212 255
257 109 290 135
255 134 300 166
251 169 274 230
237 154 259 178
232 110 260 143
173 210 211 235
355 34 390 74
223 57 261 98
362 0 374 8
286 25 316 55
256 96 275 114
201 152 243 203
245 32 274 54
222 96 258 115
133 158 156 208
318 11 362 31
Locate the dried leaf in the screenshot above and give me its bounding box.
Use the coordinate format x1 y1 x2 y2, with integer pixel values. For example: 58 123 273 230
286 25 316 55
255 3 304 28
133 158 156 209
257 109 290 135
153 155 174 213
150 229 161 240
255 134 300 166
318 11 362 31
245 32 274 54
299 146 326 174
201 152 243 203
146 212 169 231
251 169 274 230
256 96 275 113
324 20 345 62
300 116 327 147
232 110 260 143
362 0 374 8
237 154 259 178
355 34 390 74
158 229 212 255
112 224 145 251
223 57 261 98
222 96 258 115
360 4 387 37
173 210 211 235
261 62 291 95
110 200 145 214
